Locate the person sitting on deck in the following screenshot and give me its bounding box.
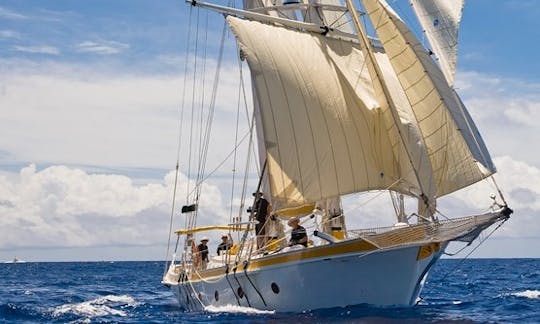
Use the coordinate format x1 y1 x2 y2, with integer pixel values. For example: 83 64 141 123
287 217 308 247
216 234 232 256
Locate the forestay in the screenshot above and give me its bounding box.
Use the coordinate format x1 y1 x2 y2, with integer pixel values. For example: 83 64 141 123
410 0 464 86
362 0 495 197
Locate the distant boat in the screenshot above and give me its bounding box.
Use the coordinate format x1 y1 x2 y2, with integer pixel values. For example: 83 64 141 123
4 257 26 264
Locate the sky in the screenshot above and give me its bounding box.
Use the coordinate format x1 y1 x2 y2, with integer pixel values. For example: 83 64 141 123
0 0 539 262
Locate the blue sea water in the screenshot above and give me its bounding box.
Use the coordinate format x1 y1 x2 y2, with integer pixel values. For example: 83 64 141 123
0 259 538 323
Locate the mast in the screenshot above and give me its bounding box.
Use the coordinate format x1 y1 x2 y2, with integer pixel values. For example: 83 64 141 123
344 0 436 218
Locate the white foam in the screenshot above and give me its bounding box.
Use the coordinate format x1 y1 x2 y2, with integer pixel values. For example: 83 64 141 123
511 290 540 299
452 300 462 305
204 304 275 314
52 295 139 318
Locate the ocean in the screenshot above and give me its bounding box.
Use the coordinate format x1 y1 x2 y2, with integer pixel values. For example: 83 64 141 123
1 259 538 323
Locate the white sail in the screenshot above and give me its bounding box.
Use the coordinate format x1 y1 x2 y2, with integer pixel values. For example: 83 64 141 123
410 0 464 86
319 0 354 34
227 16 422 208
362 0 495 197
243 0 296 19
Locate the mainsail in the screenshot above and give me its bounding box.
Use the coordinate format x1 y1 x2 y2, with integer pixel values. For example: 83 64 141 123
228 0 494 211
228 16 421 208
410 0 464 87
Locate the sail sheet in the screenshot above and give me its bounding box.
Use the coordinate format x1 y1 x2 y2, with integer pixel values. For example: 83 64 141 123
227 16 420 208
362 0 495 197
410 0 464 87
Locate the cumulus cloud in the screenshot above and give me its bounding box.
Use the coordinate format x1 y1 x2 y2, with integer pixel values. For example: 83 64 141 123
76 40 130 55
0 60 251 173
456 71 540 167
13 45 60 55
448 156 540 239
343 155 540 242
0 164 229 249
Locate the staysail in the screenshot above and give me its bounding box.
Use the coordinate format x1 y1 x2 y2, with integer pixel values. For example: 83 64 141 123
410 0 464 87
227 16 421 208
362 0 495 197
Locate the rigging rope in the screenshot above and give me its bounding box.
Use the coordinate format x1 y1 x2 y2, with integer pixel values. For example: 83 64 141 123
343 177 403 215
186 7 200 206
228 47 244 222
186 129 251 199
191 18 228 218
418 216 509 303
165 5 193 271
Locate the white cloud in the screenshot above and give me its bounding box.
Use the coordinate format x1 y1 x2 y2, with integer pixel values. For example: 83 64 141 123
444 156 540 239
76 40 130 55
0 30 21 39
0 6 27 19
503 101 540 127
0 164 228 249
13 45 60 55
341 155 540 245
456 71 540 166
0 60 251 172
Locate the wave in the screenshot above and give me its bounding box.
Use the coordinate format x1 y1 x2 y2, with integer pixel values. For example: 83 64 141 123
51 295 139 318
510 290 540 299
204 304 275 314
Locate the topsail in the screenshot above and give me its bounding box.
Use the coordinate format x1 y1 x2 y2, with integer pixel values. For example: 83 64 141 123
410 0 464 86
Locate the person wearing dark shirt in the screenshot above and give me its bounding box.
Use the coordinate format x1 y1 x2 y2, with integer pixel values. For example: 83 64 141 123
253 192 271 249
287 217 308 247
197 237 209 269
216 234 232 255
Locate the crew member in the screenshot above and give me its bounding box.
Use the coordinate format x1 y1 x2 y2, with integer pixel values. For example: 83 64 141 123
197 237 210 270
216 234 232 255
253 191 271 249
287 217 308 247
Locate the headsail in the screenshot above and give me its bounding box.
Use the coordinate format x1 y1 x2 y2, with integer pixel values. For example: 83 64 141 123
362 0 495 197
227 16 421 208
410 0 464 87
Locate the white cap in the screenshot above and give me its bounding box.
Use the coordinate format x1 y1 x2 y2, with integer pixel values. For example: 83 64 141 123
200 236 209 242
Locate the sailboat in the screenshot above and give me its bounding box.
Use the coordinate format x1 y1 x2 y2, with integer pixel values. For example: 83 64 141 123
161 0 512 312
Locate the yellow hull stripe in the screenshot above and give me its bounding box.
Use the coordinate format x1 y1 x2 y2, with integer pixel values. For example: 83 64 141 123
416 242 441 260
189 238 377 281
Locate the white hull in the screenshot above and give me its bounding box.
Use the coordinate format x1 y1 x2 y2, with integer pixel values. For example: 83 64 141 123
167 242 446 312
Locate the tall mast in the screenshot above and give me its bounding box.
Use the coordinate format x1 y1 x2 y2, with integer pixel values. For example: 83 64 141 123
343 0 435 218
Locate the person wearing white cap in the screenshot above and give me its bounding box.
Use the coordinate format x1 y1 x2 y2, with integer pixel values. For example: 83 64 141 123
287 217 307 247
197 237 210 270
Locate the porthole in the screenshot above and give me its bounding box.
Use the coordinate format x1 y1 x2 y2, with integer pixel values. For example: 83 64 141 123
214 290 219 301
237 286 245 298
271 282 280 294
